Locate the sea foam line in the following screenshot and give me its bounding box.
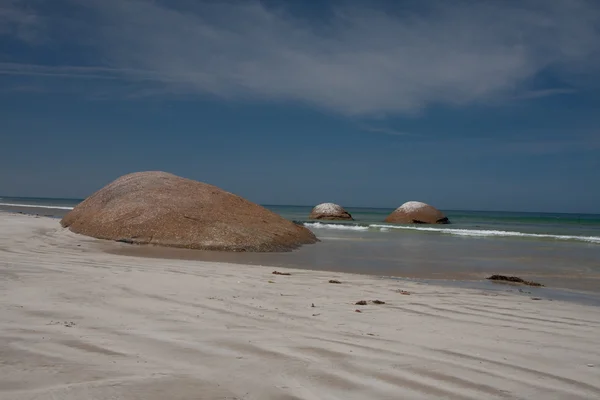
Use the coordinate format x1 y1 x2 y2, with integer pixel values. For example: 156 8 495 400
369 224 600 244
0 203 74 210
303 222 369 231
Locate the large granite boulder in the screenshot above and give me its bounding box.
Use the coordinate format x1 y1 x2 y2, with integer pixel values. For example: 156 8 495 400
309 203 353 221
61 171 318 251
384 201 449 224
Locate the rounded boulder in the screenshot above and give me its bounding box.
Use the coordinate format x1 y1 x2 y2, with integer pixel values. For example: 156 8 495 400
61 171 318 251
309 203 353 221
384 201 449 224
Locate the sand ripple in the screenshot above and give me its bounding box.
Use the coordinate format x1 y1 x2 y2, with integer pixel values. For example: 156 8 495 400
1 214 600 399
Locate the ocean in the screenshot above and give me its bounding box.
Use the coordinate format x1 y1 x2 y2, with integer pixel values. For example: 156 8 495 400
2 197 600 294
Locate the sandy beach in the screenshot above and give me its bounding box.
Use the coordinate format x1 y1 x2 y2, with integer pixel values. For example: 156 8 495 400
1 213 600 400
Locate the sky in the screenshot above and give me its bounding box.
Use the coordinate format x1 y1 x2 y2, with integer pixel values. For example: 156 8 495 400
1 0 600 213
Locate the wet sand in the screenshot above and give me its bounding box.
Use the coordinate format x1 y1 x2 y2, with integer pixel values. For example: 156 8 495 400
2 213 600 399
107 232 600 293
0 205 68 218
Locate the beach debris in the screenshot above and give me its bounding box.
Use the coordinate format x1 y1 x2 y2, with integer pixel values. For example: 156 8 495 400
329 279 342 284
268 280 275 283
587 364 595 367
487 275 544 287
531 297 543 300
311 303 315 308
312 313 321 317
355 309 362 313
272 271 291 276
48 321 76 328
396 290 411 295
355 300 386 305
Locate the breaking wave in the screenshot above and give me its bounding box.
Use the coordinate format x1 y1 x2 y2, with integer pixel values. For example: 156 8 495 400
302 222 600 244
369 224 600 244
303 222 369 231
0 203 74 210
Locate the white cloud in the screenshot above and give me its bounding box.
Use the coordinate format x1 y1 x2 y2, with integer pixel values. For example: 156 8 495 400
2 0 600 115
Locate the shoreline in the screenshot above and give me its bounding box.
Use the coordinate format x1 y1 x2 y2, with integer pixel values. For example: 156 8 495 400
106 241 600 306
4 209 600 296
2 212 600 399
2 209 600 308
0 206 68 218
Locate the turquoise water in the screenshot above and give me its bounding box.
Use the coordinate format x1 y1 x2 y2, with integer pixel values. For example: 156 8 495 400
267 205 600 244
2 198 599 242
0 196 82 210
2 197 600 292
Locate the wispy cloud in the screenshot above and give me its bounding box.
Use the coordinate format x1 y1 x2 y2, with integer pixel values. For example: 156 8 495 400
0 62 182 81
360 126 414 136
2 0 600 115
496 137 600 155
513 88 578 100
423 134 600 156
0 62 124 79
0 0 48 43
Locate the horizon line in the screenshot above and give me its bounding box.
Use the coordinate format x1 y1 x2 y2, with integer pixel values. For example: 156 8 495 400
1 196 598 216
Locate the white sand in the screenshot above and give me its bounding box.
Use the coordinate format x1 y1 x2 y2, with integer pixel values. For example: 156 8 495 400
1 213 600 400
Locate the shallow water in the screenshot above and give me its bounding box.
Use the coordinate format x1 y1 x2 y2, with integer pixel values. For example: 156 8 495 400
2 198 600 293
108 226 600 292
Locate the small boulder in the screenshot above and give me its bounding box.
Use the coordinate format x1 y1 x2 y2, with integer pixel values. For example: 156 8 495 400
384 201 449 224
309 203 353 221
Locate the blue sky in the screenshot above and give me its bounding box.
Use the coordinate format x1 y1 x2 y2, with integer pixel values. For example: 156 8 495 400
1 0 599 213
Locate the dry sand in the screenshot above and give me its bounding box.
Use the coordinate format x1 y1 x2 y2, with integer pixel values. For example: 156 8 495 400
1 213 600 400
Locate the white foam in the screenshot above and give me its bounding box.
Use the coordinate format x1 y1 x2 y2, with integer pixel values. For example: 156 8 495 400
0 203 74 210
304 222 369 231
369 224 600 244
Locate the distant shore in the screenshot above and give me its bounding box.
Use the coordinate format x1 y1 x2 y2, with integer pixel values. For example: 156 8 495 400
1 212 600 399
